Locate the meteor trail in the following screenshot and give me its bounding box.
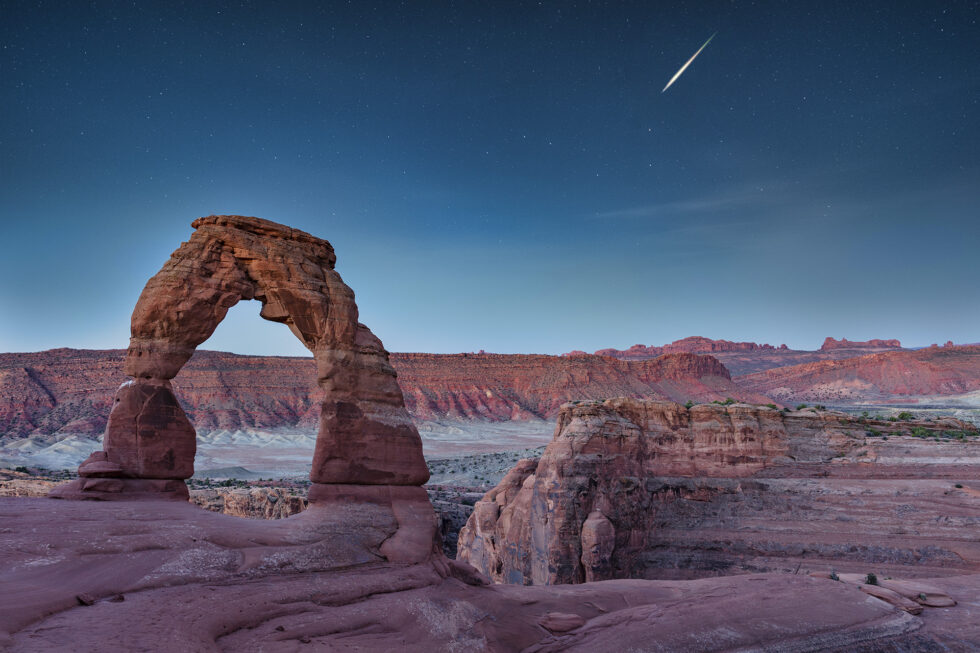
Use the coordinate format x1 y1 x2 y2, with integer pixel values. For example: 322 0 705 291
662 32 716 93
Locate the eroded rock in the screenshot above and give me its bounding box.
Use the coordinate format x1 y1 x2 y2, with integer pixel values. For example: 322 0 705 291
52 216 428 502
458 398 980 585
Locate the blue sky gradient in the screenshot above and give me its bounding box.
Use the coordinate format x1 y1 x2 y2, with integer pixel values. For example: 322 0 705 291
1 1 978 355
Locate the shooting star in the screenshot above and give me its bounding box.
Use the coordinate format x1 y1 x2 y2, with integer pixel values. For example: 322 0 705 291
662 32 716 93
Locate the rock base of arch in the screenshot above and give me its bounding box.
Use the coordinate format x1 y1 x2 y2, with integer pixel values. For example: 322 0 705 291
49 477 190 501
307 483 441 564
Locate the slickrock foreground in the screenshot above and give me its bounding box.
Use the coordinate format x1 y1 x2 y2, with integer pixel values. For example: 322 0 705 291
458 399 980 585
4 497 979 651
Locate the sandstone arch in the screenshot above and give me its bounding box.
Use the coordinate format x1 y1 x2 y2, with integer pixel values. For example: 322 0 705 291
53 215 429 500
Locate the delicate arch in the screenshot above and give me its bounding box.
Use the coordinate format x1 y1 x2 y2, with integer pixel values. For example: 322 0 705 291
55 215 428 500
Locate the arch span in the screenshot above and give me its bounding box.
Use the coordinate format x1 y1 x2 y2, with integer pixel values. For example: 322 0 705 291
53 215 429 500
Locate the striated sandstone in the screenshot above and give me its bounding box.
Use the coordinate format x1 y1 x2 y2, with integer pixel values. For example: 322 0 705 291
458 399 980 586
737 344 980 404
393 351 770 421
0 348 767 441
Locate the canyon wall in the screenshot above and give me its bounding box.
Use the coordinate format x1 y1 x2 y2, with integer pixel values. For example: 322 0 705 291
0 349 767 440
457 399 980 585
392 351 767 421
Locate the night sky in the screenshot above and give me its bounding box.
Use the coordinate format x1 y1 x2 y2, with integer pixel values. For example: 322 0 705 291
1 1 978 356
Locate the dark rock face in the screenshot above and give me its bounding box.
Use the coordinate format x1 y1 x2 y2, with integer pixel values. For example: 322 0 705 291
51 215 428 502
426 486 482 558
457 399 980 585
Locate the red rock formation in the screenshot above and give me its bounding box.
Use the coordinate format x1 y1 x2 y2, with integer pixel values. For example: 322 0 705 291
51 215 429 505
587 336 786 360
570 337 913 375
821 337 902 351
457 399 980 586
0 349 770 439
393 351 771 420
0 367 56 437
737 345 980 403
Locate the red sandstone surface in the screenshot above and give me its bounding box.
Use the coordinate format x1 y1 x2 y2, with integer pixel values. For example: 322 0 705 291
8 496 966 651
737 344 980 404
0 348 768 439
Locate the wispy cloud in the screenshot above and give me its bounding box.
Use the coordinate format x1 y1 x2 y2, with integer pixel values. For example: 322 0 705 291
593 181 794 220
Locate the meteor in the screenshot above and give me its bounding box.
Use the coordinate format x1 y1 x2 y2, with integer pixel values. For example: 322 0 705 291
662 32 716 93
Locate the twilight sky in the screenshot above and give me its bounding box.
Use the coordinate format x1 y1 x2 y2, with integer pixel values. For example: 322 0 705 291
1 1 978 356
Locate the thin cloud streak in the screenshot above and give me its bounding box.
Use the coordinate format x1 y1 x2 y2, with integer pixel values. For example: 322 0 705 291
594 183 793 220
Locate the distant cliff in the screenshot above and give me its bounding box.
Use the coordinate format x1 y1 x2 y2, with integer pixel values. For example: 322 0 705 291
737 345 980 403
0 348 768 439
579 336 787 361
568 336 910 375
392 351 765 421
820 337 902 351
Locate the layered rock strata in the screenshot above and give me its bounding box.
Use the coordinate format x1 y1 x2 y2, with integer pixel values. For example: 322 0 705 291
738 344 980 404
458 399 980 585
394 350 770 421
0 348 768 439
48 216 437 563
566 336 912 375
